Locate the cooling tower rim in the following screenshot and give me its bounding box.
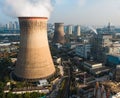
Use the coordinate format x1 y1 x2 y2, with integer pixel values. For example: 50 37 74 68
18 17 48 19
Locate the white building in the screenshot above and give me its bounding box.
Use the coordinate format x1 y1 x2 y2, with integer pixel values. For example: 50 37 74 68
109 41 120 55
37 79 48 87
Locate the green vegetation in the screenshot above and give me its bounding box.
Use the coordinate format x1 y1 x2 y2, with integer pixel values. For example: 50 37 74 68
0 92 45 98
0 53 47 97
0 57 13 96
0 57 13 82
0 81 5 92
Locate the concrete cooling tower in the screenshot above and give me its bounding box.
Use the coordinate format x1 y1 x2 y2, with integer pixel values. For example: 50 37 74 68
53 23 65 44
13 17 55 81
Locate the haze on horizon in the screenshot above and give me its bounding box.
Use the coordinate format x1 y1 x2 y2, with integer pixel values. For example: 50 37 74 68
0 0 120 26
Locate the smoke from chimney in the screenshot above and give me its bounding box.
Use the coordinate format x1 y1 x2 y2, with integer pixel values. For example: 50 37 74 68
3 0 53 18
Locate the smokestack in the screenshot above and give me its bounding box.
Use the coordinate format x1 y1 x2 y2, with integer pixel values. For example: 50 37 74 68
13 17 55 81
52 23 65 44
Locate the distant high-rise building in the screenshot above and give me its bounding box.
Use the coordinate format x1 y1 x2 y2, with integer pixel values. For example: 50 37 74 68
14 21 19 30
5 24 9 30
107 22 111 34
9 21 13 30
67 25 72 35
75 25 81 36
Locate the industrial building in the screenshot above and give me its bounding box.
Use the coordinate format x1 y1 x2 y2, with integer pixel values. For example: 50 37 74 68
78 85 95 98
91 34 112 62
75 43 91 59
83 61 110 78
108 41 120 55
79 73 96 85
106 54 120 67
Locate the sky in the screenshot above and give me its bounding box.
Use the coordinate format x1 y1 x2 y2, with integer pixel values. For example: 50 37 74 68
0 0 120 26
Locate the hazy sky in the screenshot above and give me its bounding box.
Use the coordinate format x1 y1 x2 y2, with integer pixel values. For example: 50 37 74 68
0 0 120 26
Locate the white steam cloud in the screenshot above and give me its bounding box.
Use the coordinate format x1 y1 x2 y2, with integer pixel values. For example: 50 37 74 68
3 0 53 18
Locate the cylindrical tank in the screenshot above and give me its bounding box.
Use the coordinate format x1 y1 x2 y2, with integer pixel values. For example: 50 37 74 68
13 17 55 81
53 23 65 44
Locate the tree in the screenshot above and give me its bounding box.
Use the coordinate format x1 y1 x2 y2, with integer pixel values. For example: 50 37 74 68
0 82 4 92
15 94 23 98
30 92 41 98
0 92 4 98
23 93 30 98
6 92 14 98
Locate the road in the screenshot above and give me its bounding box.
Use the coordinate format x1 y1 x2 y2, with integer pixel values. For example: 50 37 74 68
47 60 71 98
60 61 71 98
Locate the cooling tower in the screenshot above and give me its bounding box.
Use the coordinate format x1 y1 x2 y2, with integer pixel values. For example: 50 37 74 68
13 17 55 81
53 23 65 44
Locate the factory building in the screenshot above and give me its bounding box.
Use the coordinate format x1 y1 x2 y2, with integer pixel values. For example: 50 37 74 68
91 34 112 62
83 61 110 78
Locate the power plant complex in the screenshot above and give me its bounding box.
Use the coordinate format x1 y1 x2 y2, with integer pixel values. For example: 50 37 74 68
52 23 65 44
13 17 55 81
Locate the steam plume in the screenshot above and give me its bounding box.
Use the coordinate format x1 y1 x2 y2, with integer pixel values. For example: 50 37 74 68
3 0 53 18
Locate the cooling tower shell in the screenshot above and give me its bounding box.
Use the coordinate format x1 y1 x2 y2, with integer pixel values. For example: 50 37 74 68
53 23 65 44
14 17 55 81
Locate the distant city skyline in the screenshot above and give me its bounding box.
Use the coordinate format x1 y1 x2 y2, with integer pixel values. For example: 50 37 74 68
0 0 120 26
